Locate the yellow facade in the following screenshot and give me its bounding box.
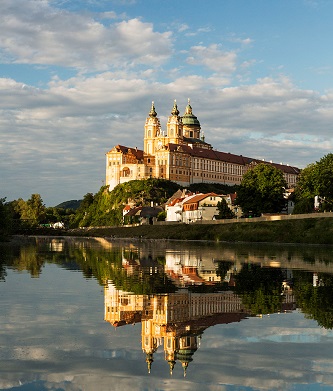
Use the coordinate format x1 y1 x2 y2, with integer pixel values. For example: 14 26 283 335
106 100 300 191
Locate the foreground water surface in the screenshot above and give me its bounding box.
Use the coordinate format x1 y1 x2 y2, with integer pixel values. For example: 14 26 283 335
1 236 333 391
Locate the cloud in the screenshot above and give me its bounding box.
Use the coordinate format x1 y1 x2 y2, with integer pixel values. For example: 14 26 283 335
0 1 172 71
186 44 237 74
1 0 333 205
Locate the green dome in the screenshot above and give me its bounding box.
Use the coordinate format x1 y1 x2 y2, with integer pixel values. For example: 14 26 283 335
182 99 200 127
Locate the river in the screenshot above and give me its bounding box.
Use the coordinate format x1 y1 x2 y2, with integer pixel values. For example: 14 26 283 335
1 236 333 391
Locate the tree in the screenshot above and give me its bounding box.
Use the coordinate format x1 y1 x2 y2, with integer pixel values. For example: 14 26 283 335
294 154 333 213
0 198 12 240
10 194 46 227
294 163 316 201
26 194 46 224
216 198 235 219
236 163 287 215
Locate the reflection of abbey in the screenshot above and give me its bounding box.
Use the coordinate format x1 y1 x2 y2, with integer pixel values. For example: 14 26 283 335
104 283 247 376
103 245 296 376
106 100 300 191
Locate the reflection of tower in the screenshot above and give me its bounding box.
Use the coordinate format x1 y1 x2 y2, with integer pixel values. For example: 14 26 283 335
176 334 200 377
142 319 164 374
164 330 177 375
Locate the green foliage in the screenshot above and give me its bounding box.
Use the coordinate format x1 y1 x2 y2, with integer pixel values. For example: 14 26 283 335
55 200 82 210
110 178 180 207
0 198 12 240
157 210 167 221
71 217 333 245
9 194 46 228
70 179 181 228
236 163 287 215
188 182 238 194
292 197 314 214
44 206 76 227
294 164 316 201
295 154 333 212
314 154 333 201
216 199 235 219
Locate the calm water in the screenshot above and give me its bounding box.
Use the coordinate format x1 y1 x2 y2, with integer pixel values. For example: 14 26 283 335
1 237 333 391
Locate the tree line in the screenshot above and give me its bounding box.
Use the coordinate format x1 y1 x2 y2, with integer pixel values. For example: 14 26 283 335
2 153 333 240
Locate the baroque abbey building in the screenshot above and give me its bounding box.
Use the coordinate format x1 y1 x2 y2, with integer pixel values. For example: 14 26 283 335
106 100 300 191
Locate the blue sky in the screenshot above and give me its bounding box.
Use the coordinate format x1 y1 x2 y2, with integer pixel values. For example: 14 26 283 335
1 0 333 206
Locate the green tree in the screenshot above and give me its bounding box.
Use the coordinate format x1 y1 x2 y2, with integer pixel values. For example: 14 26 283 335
26 194 46 225
236 163 287 215
0 198 12 240
10 194 46 227
216 198 235 219
294 154 333 212
70 192 95 227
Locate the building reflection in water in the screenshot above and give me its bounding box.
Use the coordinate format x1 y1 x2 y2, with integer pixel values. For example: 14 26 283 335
103 244 299 376
104 282 248 376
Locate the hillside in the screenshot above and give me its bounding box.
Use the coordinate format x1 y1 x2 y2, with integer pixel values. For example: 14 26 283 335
55 200 82 210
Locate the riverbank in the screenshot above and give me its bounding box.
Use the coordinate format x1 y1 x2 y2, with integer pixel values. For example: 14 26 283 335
7 217 333 245
60 217 333 245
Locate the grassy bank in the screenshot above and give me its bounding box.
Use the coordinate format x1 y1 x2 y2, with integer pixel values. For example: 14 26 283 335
61 217 333 245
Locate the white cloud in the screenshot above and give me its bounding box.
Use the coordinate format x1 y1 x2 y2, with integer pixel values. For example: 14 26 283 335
1 0 333 204
0 1 172 71
186 44 237 74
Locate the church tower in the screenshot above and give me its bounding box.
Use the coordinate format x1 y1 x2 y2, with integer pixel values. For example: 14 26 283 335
166 100 183 145
182 98 201 140
144 101 161 156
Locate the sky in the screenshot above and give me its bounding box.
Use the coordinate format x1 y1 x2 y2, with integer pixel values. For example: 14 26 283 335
1 0 333 206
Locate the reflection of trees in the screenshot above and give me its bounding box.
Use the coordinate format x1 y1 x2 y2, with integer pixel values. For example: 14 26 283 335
13 245 45 277
215 260 234 280
0 243 45 279
234 263 284 315
1 239 177 294
294 271 333 329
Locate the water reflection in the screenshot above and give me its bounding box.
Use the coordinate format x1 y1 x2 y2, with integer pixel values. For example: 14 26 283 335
2 237 333 389
105 283 247 376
